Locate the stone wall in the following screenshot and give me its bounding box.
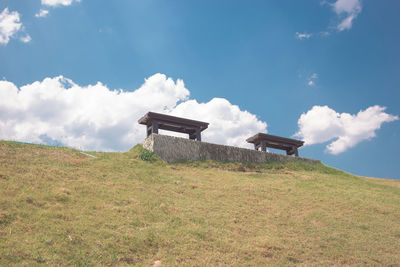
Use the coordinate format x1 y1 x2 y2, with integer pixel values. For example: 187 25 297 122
142 134 320 164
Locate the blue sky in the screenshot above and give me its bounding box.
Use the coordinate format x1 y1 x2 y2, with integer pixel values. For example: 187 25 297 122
0 0 399 179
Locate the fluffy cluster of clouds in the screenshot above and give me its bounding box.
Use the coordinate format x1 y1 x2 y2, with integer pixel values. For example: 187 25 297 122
295 105 398 155
36 0 81 18
295 0 362 39
1 0 80 45
170 99 266 148
0 1 81 44
0 74 267 151
0 8 30 45
0 74 397 154
332 0 362 31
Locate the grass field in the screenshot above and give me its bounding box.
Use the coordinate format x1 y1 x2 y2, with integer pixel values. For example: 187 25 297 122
0 140 399 266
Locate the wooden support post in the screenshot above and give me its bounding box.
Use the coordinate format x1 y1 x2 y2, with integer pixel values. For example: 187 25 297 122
286 147 299 157
261 140 267 152
152 121 159 134
294 147 299 157
255 143 262 151
195 129 201 141
147 125 152 137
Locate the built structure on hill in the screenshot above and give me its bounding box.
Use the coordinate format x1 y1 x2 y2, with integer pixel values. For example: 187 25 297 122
138 112 317 164
246 133 304 157
138 112 209 141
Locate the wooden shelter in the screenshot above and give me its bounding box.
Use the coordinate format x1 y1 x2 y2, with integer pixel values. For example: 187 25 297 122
246 133 304 157
138 112 209 141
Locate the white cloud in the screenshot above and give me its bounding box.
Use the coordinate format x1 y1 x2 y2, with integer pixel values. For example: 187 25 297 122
332 0 362 31
320 31 331 37
295 105 398 155
35 9 49 18
0 74 267 151
332 0 361 14
295 32 312 40
307 73 318 86
0 8 22 45
41 0 80 7
337 13 356 31
20 34 31 43
37 0 80 18
170 98 267 148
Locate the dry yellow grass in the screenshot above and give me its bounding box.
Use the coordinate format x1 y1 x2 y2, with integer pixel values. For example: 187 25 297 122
0 141 399 266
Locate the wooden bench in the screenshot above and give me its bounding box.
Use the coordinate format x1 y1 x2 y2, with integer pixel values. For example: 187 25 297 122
246 133 304 157
138 112 209 141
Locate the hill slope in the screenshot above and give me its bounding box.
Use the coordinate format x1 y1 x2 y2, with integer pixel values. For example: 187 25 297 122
0 141 399 266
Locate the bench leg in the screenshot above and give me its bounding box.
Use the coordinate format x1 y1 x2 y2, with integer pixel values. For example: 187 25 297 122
286 147 299 157
261 141 267 152
189 129 201 141
196 129 201 141
147 125 152 137
255 143 263 151
147 122 159 136
152 121 159 134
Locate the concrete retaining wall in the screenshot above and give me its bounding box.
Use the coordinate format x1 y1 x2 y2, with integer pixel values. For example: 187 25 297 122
142 134 319 164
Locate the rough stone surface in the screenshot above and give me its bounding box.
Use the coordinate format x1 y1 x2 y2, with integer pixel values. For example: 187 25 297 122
142 134 320 164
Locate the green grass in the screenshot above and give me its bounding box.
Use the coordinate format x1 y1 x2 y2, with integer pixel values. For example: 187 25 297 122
0 140 399 266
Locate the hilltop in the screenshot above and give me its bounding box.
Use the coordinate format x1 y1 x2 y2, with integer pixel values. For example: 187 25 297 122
0 140 399 266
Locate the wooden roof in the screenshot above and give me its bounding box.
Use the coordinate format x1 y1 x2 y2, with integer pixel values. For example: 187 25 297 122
138 112 209 131
246 133 304 148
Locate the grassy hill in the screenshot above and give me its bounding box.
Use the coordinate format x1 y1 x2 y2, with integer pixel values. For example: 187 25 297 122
0 140 399 266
